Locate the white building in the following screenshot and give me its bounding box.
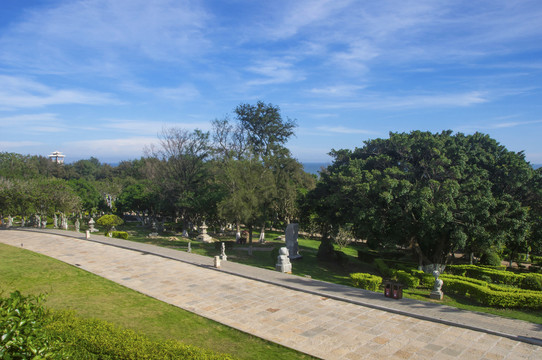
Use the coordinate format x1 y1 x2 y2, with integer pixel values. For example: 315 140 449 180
48 151 65 164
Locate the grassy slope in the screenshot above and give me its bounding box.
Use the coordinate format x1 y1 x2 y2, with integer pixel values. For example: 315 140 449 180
0 242 313 360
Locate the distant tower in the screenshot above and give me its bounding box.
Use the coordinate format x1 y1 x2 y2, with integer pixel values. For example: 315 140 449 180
48 150 65 164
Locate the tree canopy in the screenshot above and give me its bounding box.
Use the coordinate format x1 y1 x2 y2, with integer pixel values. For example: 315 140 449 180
307 131 539 265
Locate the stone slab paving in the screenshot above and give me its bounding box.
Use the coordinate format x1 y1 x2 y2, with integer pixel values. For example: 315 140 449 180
1 229 542 360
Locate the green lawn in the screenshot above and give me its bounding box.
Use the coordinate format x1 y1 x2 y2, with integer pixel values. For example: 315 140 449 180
0 242 314 360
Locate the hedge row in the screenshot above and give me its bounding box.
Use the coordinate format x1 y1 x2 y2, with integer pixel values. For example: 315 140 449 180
1 290 235 360
446 265 524 286
373 258 394 278
112 231 129 240
350 273 383 292
410 270 436 289
395 270 420 289
440 274 542 309
47 311 236 359
447 265 542 290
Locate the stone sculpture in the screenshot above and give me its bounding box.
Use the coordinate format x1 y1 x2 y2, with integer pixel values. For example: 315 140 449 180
276 247 292 273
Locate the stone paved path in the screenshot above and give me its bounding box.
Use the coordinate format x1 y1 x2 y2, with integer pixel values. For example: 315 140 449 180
1 229 541 359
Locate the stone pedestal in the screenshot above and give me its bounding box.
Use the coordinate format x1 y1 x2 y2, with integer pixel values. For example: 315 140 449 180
214 256 221 268
276 247 292 273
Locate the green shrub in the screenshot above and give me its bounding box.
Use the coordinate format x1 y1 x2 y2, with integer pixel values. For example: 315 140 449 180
96 214 124 233
521 274 542 291
446 265 524 286
532 255 542 265
374 258 394 278
112 231 129 240
0 291 64 359
46 311 236 359
480 252 502 267
396 270 420 289
350 273 383 292
410 270 435 289
440 274 542 309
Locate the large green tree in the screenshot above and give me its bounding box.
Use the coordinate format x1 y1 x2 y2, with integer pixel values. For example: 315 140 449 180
308 131 536 266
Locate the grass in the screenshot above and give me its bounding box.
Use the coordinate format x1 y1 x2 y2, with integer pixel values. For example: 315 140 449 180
0 242 314 360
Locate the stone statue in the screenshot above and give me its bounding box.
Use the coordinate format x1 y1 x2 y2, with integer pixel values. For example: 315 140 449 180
220 242 227 261
430 270 444 300
285 223 302 260
276 247 292 273
75 219 80 232
53 214 58 229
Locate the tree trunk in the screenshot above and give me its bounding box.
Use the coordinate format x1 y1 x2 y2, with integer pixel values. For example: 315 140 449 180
248 225 253 256
259 223 265 243
469 252 474 265
410 237 431 268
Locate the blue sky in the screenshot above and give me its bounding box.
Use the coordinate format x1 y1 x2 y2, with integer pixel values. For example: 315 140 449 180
1 0 542 164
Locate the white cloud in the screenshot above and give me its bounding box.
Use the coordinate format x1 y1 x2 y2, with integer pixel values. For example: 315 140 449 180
101 119 211 135
309 85 366 97
0 75 118 109
64 137 158 160
246 59 305 85
0 141 43 149
316 126 375 135
310 91 488 110
0 0 211 74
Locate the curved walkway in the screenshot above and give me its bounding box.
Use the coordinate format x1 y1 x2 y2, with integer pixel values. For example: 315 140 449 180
1 228 541 359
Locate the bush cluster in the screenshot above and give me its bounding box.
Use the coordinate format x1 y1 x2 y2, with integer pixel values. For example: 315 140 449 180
446 265 524 286
479 252 502 267
350 273 383 292
410 270 435 289
440 274 542 309
111 231 129 240
395 270 420 289
521 274 542 291
1 291 64 359
374 258 394 278
47 311 236 359
1 290 235 359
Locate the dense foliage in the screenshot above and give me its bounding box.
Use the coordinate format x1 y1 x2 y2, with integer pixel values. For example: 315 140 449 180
2 114 541 268
0 291 235 359
305 131 542 266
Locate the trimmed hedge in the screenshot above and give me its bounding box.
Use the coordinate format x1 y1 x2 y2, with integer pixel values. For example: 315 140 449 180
46 311 236 359
1 290 236 360
350 273 383 292
395 270 420 289
411 270 435 289
112 231 129 240
521 274 542 291
446 265 524 286
440 274 542 309
374 258 394 278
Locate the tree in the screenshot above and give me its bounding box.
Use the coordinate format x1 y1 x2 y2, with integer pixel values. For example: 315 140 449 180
96 214 124 235
234 101 296 158
146 127 212 226
216 157 275 245
68 178 101 213
308 131 535 266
